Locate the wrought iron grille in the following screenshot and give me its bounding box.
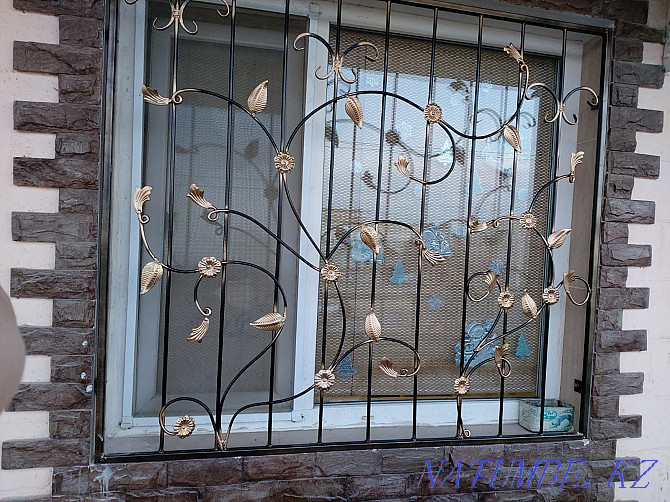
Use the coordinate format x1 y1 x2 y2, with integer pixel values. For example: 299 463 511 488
100 0 610 459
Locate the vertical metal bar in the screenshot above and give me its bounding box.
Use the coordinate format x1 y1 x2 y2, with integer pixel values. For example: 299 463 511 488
215 0 237 439
457 14 484 433
318 0 344 445
580 30 610 436
158 13 181 453
266 0 291 449
498 23 525 437
364 0 392 443
538 28 567 436
94 0 118 461
411 7 438 441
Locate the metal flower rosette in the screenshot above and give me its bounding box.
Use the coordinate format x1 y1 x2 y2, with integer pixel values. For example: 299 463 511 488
127 0 595 448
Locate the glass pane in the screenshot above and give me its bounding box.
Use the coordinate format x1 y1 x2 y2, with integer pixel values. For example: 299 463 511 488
134 3 307 416
317 26 557 402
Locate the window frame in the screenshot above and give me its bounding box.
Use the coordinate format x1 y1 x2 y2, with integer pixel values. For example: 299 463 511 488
96 0 613 460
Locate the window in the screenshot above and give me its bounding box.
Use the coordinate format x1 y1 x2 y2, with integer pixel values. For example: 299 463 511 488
101 0 608 456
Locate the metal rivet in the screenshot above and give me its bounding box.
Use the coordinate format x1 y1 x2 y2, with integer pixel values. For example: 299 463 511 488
82 340 89 347
81 372 87 380
86 384 93 393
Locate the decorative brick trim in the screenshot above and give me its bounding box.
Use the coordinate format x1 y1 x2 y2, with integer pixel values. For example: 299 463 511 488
609 106 664 132
14 157 99 189
596 330 647 352
7 383 91 412
2 438 89 469
10 268 96 299
601 244 652 266
20 326 93 355
608 151 661 178
12 212 98 242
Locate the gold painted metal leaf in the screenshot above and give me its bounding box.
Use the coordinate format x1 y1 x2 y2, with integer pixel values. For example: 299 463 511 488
187 184 215 210
548 229 571 249
250 311 286 331
345 95 363 128
502 124 522 153
187 317 209 343
469 218 488 234
379 357 398 378
360 225 380 254
569 151 584 183
365 309 381 341
395 154 413 179
421 246 446 266
142 85 171 106
485 271 498 296
494 343 509 367
247 80 268 116
521 291 538 318
563 270 576 295
133 186 152 215
140 260 163 295
504 43 524 64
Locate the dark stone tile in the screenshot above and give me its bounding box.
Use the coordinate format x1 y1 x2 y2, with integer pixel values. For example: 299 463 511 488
315 449 382 476
90 463 168 492
593 372 643 396
56 242 97 270
596 330 647 352
608 151 660 178
54 299 96 328
7 383 91 412
600 243 652 266
14 157 99 189
60 189 98 214
14 101 99 133
11 268 96 300
12 212 97 242
20 326 93 355
50 410 92 439
592 352 620 375
610 83 638 107
51 355 93 383
167 457 243 486
598 287 649 310
244 453 313 480
14 41 100 74
598 266 627 288
60 16 102 48
613 61 665 88
609 106 664 132
1 439 89 469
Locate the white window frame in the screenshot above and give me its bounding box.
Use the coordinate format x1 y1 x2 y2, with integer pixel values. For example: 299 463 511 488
105 0 585 444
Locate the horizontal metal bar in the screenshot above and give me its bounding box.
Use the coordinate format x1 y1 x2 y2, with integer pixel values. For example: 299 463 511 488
100 432 586 463
391 0 614 34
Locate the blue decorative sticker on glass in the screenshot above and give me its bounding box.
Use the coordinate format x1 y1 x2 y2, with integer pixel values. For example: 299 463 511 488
365 73 380 89
427 294 443 311
451 221 468 238
454 318 497 366
335 354 356 378
464 168 483 196
516 332 532 359
437 139 454 167
515 188 530 204
422 225 453 259
390 259 408 285
488 258 505 276
397 121 413 141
